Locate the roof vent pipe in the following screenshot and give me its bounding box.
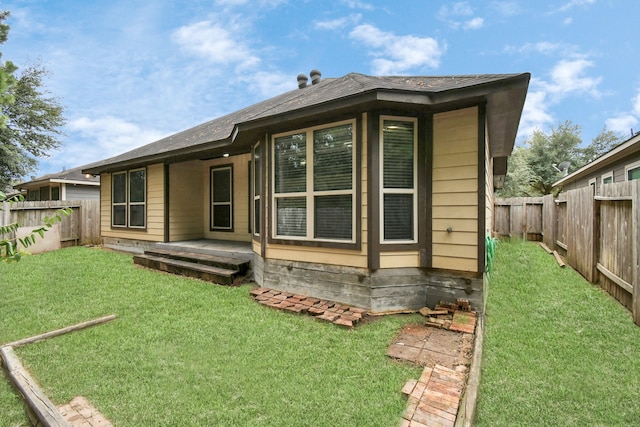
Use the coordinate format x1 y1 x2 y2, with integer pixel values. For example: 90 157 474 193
310 69 321 85
297 74 308 89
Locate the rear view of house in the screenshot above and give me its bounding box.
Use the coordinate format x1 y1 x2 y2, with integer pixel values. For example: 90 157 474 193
84 71 530 313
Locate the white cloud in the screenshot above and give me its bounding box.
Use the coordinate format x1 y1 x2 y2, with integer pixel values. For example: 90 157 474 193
314 14 361 30
518 58 602 139
341 0 374 10
349 24 445 74
518 90 554 138
605 89 640 135
464 17 484 30
490 1 521 16
438 2 484 30
543 58 601 98
237 71 295 98
605 114 638 135
65 116 167 165
172 20 260 70
555 0 596 13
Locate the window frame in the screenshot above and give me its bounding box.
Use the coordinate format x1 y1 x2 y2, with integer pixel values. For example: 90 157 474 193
270 118 357 244
111 168 147 229
379 115 418 245
210 164 234 232
252 142 261 238
625 160 640 181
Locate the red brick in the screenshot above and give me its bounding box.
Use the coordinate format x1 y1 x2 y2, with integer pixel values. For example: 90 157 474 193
334 318 353 327
318 312 340 321
401 379 418 396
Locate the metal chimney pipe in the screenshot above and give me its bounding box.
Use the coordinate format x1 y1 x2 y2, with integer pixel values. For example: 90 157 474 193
297 74 308 89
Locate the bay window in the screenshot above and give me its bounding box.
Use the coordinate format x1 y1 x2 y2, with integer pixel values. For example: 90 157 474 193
272 120 355 242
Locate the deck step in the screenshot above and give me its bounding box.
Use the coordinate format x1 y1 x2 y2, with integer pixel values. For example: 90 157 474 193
133 254 239 285
144 248 250 274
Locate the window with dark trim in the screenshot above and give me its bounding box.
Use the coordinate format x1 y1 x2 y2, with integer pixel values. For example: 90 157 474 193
380 116 417 243
210 165 233 231
51 186 60 201
112 168 146 228
272 120 356 242
252 143 261 237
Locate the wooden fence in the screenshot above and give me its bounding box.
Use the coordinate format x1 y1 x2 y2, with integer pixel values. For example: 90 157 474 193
1 200 101 249
495 180 640 326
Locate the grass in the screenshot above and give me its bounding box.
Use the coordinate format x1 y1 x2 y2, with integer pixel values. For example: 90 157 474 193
0 247 422 426
476 240 640 426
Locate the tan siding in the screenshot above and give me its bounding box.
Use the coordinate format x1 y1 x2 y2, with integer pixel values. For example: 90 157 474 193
202 154 252 242
100 164 165 242
432 107 479 272
265 247 368 268
169 160 204 241
379 251 420 268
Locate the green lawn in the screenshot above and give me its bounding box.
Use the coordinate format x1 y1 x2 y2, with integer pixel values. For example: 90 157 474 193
0 247 422 426
476 240 640 426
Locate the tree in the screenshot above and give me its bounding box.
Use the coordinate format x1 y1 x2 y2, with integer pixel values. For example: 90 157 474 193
0 11 65 190
497 146 536 197
580 126 624 165
526 120 583 195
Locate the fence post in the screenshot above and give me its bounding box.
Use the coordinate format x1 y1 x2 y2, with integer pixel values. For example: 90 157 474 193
633 181 640 326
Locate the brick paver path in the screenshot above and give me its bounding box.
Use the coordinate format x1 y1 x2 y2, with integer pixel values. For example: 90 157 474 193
58 396 113 426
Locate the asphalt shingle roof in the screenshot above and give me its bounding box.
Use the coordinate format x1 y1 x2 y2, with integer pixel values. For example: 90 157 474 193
84 72 529 173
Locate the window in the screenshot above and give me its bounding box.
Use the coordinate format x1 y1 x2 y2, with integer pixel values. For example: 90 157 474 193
27 189 40 201
626 160 640 181
112 168 146 228
252 143 261 236
211 165 233 231
380 116 417 243
272 120 355 242
51 186 60 201
40 186 50 201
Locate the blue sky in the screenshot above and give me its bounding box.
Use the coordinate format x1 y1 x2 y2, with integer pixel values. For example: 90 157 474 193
2 0 639 178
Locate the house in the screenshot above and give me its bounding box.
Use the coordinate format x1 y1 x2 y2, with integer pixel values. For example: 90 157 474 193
14 165 100 201
83 71 530 313
554 130 640 193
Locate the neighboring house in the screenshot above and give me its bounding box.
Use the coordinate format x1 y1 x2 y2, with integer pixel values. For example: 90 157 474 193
14 165 100 201
554 130 640 194
83 71 530 312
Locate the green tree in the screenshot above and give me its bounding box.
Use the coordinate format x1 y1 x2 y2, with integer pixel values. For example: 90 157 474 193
0 11 65 190
580 126 623 165
526 120 583 195
497 146 536 197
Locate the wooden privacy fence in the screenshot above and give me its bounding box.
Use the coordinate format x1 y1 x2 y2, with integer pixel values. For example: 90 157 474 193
495 181 640 326
1 200 101 248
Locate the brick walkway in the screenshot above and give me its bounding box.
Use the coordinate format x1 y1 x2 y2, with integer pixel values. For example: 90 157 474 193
400 364 466 427
58 396 113 426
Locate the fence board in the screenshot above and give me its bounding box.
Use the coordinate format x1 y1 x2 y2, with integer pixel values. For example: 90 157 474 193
1 200 100 249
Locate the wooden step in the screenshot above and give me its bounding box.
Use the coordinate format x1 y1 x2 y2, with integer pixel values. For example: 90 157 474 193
144 248 250 274
133 254 238 285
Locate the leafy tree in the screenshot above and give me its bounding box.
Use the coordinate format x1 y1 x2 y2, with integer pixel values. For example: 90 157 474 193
526 120 583 195
497 146 536 197
580 126 623 165
0 191 71 262
0 11 65 190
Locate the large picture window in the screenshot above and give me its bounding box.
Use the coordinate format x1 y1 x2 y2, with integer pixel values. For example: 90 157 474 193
272 120 355 242
112 168 146 228
380 116 417 243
